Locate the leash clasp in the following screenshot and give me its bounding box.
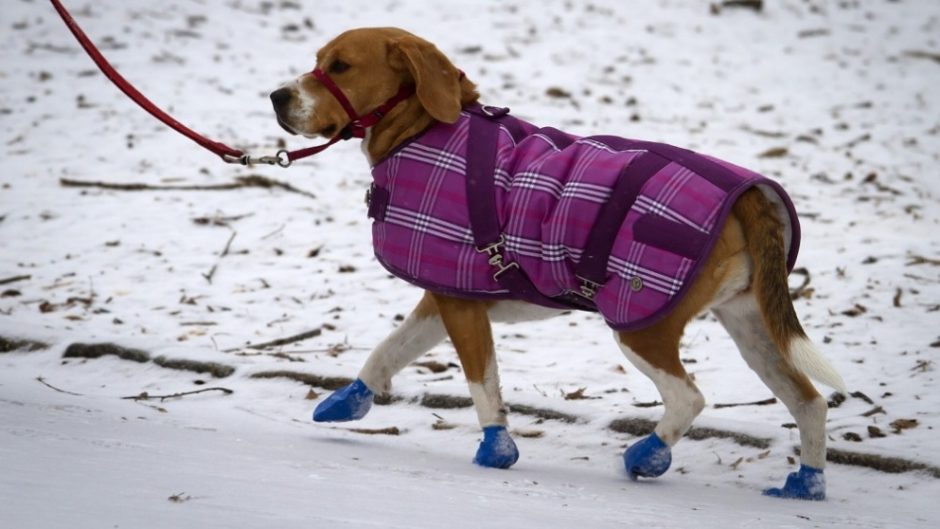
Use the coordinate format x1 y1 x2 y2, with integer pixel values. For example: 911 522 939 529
223 149 291 168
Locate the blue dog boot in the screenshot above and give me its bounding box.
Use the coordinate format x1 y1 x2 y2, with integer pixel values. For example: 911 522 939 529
473 425 519 469
624 432 672 480
313 379 374 422
763 465 826 500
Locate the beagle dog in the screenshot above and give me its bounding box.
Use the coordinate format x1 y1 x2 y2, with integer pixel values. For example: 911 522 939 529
270 27 846 500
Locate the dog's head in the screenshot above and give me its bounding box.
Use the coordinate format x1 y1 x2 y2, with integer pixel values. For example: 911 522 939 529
270 27 473 140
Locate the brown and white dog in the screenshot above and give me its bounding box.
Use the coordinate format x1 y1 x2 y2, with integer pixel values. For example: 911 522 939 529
270 27 846 500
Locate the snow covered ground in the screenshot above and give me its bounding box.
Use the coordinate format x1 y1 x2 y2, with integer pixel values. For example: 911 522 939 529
2 0 939 527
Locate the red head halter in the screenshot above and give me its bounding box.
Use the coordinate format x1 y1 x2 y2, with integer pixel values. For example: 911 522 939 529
298 68 415 141
273 69 414 164
290 67 466 160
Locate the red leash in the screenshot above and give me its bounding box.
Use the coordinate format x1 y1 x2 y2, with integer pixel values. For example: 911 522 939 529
49 0 355 167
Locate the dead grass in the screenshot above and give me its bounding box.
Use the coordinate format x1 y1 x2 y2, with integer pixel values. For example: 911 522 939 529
609 418 772 449
0 336 48 353
152 356 235 378
63 342 150 362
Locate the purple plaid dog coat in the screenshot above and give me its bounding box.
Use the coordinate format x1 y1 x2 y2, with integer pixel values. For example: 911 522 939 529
367 105 800 330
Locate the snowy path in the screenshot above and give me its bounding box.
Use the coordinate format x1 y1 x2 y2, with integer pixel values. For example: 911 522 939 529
1 355 935 529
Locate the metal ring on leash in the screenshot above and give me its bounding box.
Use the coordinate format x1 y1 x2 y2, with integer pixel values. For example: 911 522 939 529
275 149 291 168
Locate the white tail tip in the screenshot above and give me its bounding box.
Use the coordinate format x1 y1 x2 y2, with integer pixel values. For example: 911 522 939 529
788 337 848 393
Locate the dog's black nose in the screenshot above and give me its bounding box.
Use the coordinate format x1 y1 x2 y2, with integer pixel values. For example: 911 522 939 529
270 88 292 111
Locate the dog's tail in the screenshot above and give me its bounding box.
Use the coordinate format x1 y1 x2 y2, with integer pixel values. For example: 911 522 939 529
733 188 847 393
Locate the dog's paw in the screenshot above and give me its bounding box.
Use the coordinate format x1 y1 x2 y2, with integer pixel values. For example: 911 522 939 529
473 425 519 469
762 465 826 500
312 379 374 422
624 432 672 480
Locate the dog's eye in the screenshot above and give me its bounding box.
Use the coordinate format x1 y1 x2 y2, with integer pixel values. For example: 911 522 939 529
329 59 350 74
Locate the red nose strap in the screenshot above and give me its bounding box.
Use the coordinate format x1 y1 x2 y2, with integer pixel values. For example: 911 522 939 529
281 71 416 163
309 68 415 141
311 68 360 123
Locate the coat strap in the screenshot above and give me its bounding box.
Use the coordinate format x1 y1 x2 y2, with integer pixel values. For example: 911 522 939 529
465 110 589 310
573 151 670 299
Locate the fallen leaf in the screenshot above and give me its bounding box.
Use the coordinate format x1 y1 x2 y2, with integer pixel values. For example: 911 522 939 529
432 419 456 431
758 146 788 158
911 359 933 373
841 304 868 317
564 387 589 400
514 429 544 439
413 360 453 374
168 492 191 503
889 419 918 434
545 87 571 98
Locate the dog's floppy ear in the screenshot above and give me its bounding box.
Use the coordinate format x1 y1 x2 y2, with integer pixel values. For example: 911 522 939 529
390 35 461 124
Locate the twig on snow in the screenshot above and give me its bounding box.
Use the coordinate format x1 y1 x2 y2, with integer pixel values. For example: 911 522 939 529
906 254 940 267
346 426 401 436
280 346 370 354
121 387 234 402
224 327 323 352
789 267 812 300
60 175 316 200
191 212 254 227
713 397 777 409
202 229 237 284
0 275 31 286
219 230 237 258
261 223 286 240
36 376 83 396
903 50 940 65
202 264 218 284
720 0 762 10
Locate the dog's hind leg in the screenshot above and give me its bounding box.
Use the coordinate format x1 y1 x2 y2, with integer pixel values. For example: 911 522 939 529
432 292 519 469
611 210 755 480
714 188 845 500
314 292 446 422
616 326 705 480
713 294 829 500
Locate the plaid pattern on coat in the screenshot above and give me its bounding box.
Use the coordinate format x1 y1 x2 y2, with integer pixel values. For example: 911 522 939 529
369 109 800 330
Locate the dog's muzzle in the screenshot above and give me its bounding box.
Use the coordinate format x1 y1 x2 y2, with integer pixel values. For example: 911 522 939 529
269 88 297 134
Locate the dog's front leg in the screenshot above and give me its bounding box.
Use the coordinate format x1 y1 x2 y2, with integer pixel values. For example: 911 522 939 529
432 293 519 469
313 291 446 422
358 292 447 394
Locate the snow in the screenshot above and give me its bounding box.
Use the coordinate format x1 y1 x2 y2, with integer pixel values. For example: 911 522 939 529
2 0 939 527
